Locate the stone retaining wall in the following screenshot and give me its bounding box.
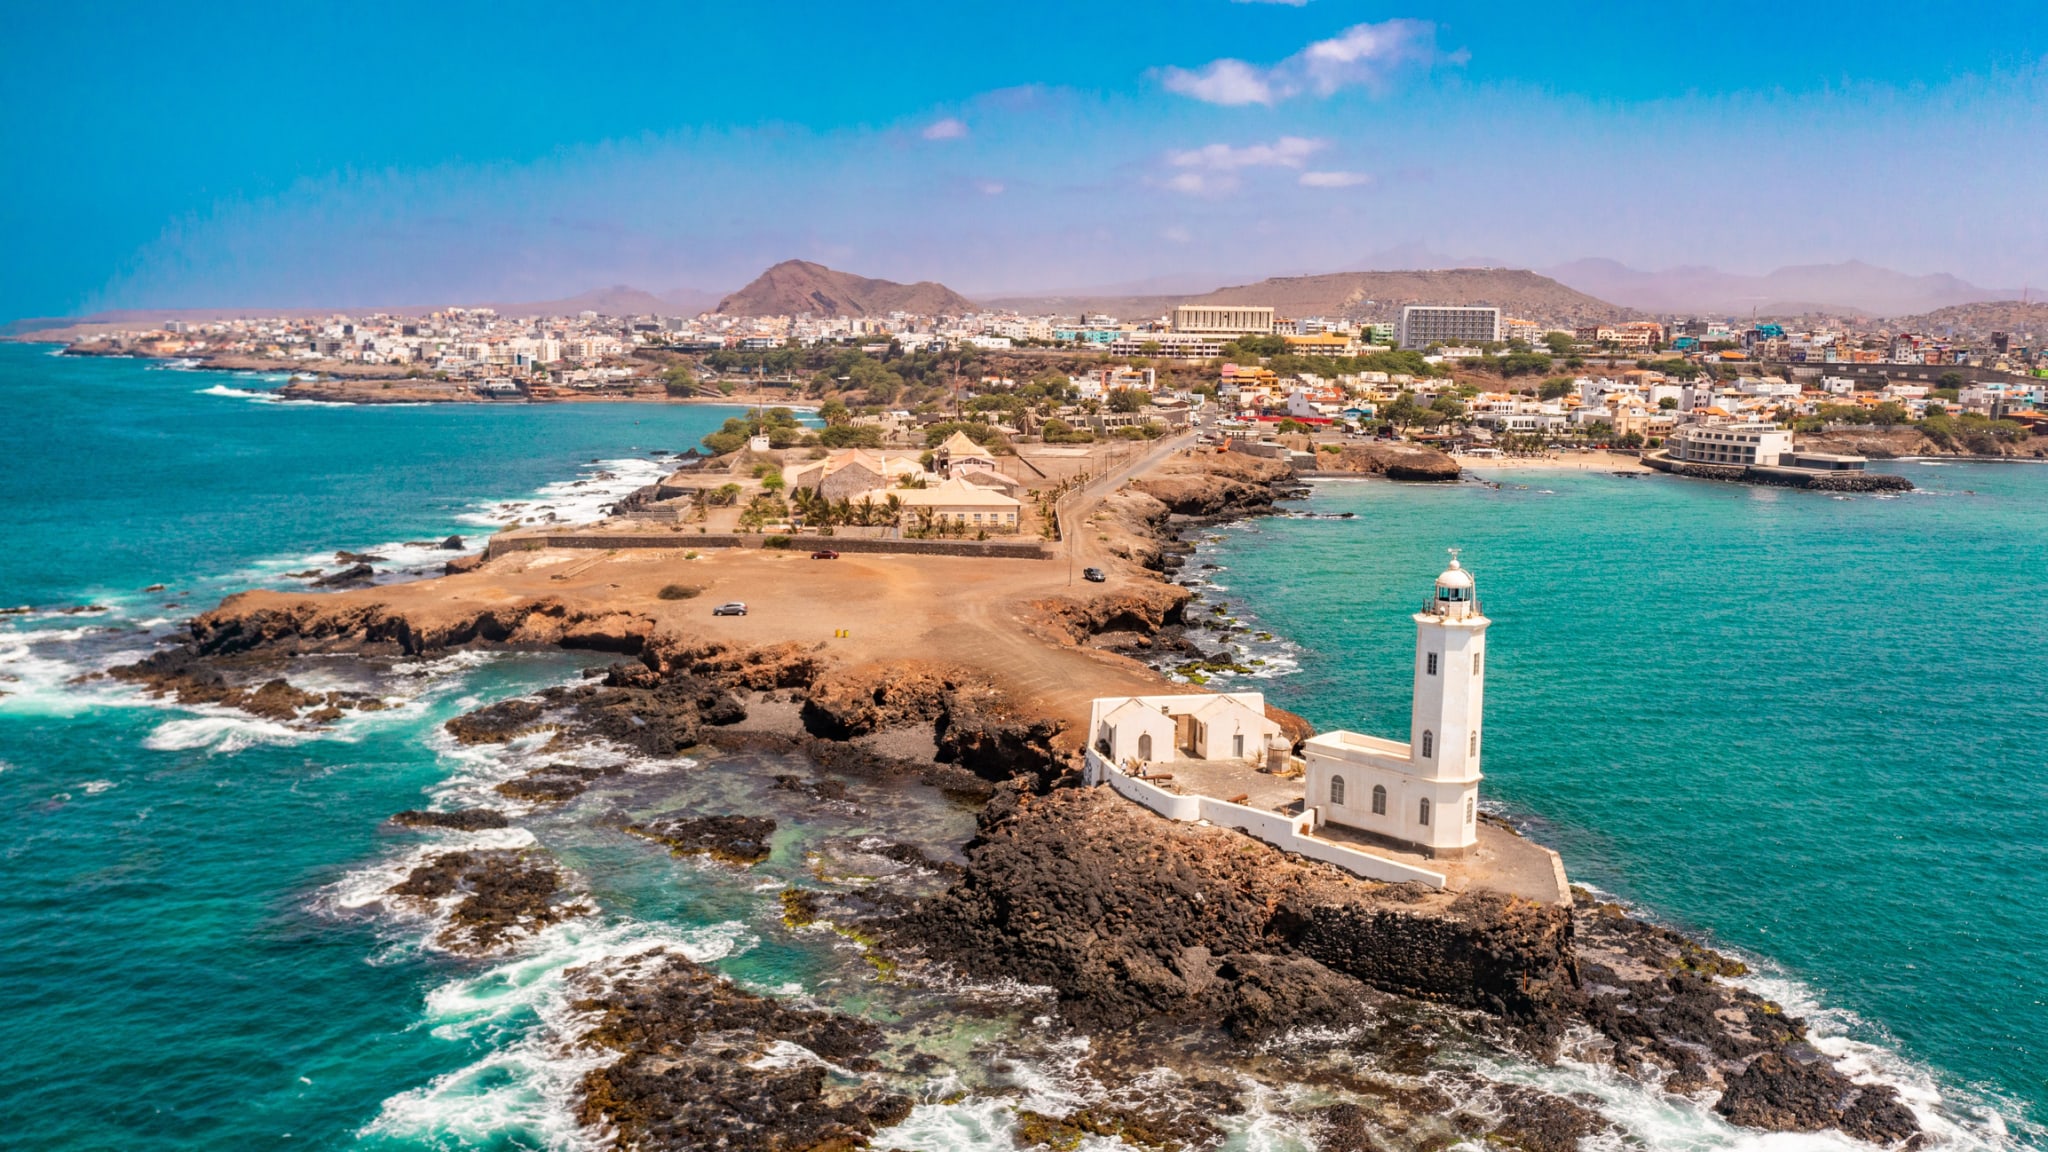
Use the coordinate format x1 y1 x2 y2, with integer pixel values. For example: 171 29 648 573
1086 749 1448 887
486 532 1049 561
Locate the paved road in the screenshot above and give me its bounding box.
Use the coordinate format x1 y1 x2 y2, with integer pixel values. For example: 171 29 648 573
1053 430 1199 584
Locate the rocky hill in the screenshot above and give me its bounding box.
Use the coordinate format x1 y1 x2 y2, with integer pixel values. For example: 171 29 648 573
1888 300 2048 340
716 260 977 317
985 268 1630 325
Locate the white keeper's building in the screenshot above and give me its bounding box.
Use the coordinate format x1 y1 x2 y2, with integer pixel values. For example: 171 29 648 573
1302 553 1489 859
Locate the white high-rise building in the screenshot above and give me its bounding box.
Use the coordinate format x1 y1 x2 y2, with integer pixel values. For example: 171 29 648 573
1301 553 1489 858
1399 305 1502 349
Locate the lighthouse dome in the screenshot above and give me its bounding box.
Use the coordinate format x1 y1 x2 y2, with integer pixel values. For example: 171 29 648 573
1432 552 1475 611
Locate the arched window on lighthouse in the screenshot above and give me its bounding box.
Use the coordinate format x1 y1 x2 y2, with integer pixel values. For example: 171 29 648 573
1371 785 1387 815
1421 730 1434 758
1426 653 1438 675
1418 797 1432 826
1329 776 1345 806
1466 797 1476 824
1470 731 1479 756
1473 651 1483 674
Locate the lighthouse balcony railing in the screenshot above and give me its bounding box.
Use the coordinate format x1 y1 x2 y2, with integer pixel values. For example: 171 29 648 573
1421 596 1483 617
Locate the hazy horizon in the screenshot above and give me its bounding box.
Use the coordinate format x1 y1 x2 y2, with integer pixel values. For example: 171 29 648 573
5 1 2044 321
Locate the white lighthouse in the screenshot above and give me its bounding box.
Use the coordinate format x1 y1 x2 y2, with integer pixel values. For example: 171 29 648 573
1301 551 1490 859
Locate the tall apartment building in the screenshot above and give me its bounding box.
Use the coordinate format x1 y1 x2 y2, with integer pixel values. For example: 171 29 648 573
1172 305 1275 337
1398 305 1502 349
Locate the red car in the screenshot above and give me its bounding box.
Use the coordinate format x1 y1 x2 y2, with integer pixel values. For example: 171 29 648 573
810 549 840 560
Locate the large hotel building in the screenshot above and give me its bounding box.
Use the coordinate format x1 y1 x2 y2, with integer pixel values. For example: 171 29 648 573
1398 305 1502 349
1172 305 1276 337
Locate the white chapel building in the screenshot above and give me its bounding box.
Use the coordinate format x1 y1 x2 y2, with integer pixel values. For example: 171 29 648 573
1302 553 1489 859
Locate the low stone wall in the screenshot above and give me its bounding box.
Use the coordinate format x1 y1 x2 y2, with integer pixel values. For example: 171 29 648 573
1087 749 1448 887
487 532 1050 561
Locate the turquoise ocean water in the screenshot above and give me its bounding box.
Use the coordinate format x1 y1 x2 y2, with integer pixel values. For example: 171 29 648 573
1 340 2041 1150
1186 459 2048 1141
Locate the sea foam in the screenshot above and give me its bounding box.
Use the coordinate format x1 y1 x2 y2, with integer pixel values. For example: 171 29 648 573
361 917 753 1151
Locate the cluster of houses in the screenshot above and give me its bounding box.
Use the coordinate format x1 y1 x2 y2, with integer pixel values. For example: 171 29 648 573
1206 362 2044 446
773 431 1026 534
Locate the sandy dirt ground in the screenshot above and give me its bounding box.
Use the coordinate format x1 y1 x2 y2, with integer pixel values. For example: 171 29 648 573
226 435 1203 738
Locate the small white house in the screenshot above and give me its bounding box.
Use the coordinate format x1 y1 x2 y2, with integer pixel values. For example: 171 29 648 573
1301 553 1490 859
1088 692 1285 768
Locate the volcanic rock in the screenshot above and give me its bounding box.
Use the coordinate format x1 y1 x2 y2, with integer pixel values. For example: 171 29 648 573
573 950 912 1151
388 848 587 953
625 815 777 865
1714 1052 1920 1145
390 808 512 831
310 562 375 588
444 698 553 744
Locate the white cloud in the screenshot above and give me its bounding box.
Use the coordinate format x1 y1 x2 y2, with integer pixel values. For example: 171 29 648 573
1299 170 1372 188
1160 18 1457 105
1160 136 1325 196
1158 59 1276 107
1168 136 1325 172
975 180 1005 196
921 117 968 140
1163 225 1193 244
1295 19 1455 96
1164 171 1224 195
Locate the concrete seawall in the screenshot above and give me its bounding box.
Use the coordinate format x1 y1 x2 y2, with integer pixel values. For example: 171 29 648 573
1643 451 1915 492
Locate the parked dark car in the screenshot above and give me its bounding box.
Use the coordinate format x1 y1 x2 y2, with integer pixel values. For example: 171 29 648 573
810 549 839 559
1082 567 1107 583
712 602 748 616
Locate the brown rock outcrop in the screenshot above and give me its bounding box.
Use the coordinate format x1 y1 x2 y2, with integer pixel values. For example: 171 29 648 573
185 593 659 659
890 786 1575 1036
1031 583 1191 646
1319 442 1462 481
1132 451 1296 517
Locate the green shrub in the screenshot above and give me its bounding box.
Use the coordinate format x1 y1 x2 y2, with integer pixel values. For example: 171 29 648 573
657 584 701 600
764 535 793 549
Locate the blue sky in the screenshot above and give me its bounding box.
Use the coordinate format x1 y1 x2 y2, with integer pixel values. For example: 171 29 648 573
4 0 2045 318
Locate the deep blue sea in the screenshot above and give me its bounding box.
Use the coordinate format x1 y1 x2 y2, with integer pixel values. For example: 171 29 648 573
1 341 2041 1150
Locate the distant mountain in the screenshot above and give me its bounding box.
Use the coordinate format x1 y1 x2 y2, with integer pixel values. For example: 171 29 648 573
1192 268 1629 325
1888 301 2048 341
1544 258 2019 319
987 268 1629 325
716 260 977 317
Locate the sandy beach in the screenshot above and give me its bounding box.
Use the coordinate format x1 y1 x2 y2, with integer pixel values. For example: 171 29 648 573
1454 450 1650 472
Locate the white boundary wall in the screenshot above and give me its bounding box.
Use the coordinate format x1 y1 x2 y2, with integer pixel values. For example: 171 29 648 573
1086 749 1447 887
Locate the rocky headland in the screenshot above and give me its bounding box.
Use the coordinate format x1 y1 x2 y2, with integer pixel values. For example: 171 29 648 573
109 444 1923 1149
